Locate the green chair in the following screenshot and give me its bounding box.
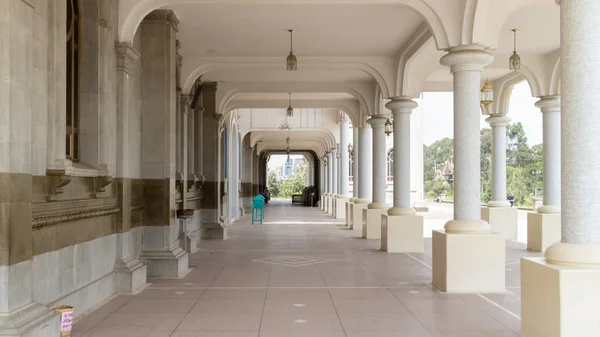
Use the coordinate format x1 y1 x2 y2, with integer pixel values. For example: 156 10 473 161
252 195 265 224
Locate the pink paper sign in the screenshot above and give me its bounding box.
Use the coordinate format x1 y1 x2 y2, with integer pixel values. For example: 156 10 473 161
60 311 73 332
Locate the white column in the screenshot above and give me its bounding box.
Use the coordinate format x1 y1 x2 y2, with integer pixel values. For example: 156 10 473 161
440 46 493 233
327 152 333 194
486 115 511 207
340 118 350 196
351 127 359 201
367 116 388 208
536 96 561 214
356 125 372 203
545 0 600 264
331 149 338 196
386 97 418 215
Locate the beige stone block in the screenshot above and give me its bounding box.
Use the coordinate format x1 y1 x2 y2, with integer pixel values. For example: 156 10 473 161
328 197 334 215
351 203 367 231
335 198 347 219
332 198 337 217
362 208 387 239
381 214 424 253
527 212 561 253
432 230 505 293
481 206 518 241
521 257 600 337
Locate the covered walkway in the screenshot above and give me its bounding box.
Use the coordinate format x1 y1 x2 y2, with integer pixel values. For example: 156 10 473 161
73 201 537 336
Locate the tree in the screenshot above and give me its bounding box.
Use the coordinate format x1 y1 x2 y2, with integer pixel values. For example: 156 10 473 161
423 138 454 182
507 122 534 168
267 171 282 197
279 164 307 198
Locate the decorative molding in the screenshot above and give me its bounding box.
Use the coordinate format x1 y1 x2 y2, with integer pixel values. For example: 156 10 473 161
33 197 120 229
115 43 141 76
143 10 179 31
46 172 72 201
92 176 113 197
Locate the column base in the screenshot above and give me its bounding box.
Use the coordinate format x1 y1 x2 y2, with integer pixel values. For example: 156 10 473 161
141 246 189 279
320 195 326 211
328 197 334 215
346 201 354 227
335 196 348 219
351 202 368 231
481 206 518 241
362 207 388 239
521 257 600 337
114 257 147 293
432 230 505 293
200 222 228 240
527 212 561 252
381 214 424 253
0 303 59 337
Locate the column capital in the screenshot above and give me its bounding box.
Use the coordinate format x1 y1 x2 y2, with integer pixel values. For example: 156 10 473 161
115 42 141 76
485 114 511 127
367 115 389 128
385 97 418 114
330 148 337 154
535 95 561 113
440 45 493 73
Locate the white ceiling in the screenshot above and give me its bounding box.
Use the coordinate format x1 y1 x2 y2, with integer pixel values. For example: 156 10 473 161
233 92 356 101
202 69 373 83
172 3 424 57
497 4 559 55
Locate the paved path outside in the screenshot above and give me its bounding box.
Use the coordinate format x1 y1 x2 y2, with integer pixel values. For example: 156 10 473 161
73 200 539 337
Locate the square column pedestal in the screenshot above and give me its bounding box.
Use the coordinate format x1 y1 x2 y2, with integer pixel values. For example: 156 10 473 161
527 212 561 252
323 196 329 212
432 230 505 293
521 258 600 337
346 201 354 227
362 208 388 239
352 203 368 231
381 214 424 253
336 197 348 219
328 197 334 215
481 206 519 241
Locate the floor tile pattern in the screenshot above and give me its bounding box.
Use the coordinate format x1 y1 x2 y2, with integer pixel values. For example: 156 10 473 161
73 201 539 337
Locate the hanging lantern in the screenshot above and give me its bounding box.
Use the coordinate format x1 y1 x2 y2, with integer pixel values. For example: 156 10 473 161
287 93 294 117
286 29 298 71
480 80 494 109
509 29 521 71
384 117 393 137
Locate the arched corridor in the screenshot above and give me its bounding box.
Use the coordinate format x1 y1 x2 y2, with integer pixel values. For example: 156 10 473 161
73 201 537 336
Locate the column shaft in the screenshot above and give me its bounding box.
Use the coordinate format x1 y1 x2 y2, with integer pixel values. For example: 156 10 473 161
545 0 600 264
486 116 511 207
340 119 350 195
332 150 338 195
352 127 359 199
368 117 388 206
357 126 372 202
536 96 561 213
327 152 333 194
440 46 493 232
386 98 418 214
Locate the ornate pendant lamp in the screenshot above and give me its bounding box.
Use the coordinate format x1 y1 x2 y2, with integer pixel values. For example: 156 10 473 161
384 117 393 137
286 29 298 71
509 29 521 71
287 93 294 117
480 80 494 115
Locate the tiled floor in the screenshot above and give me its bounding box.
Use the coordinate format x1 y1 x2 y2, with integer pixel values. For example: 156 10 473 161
73 200 540 337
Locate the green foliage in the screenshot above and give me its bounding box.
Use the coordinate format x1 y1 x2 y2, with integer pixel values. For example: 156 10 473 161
267 171 282 197
423 138 453 182
269 164 307 199
424 122 543 207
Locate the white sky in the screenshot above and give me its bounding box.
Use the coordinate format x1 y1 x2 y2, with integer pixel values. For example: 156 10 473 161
267 154 305 170
422 81 542 146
